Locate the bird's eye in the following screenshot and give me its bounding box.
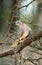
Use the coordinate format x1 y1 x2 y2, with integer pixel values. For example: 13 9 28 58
16 20 20 25
17 22 19 23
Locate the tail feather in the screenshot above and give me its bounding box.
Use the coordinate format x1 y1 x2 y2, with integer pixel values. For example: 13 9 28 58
11 39 19 47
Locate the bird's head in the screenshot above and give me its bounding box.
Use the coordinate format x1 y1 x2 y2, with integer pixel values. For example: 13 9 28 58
15 20 23 28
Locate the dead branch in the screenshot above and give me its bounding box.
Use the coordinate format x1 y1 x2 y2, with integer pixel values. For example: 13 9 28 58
0 31 42 57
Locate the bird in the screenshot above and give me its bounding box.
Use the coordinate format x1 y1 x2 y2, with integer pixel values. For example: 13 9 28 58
11 20 31 47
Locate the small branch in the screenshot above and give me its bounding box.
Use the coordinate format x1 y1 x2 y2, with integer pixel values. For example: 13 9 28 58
0 31 42 57
29 45 42 51
30 50 42 56
19 0 36 9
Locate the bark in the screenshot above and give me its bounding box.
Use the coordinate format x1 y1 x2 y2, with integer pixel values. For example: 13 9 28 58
0 31 42 57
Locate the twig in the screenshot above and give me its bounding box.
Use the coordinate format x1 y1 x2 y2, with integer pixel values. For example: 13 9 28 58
19 0 36 9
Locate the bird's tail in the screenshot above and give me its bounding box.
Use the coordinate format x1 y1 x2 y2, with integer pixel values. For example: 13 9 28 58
11 39 20 48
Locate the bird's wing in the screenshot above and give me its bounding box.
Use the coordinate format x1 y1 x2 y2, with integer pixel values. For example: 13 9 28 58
20 29 29 40
11 29 24 47
16 28 24 38
11 30 29 47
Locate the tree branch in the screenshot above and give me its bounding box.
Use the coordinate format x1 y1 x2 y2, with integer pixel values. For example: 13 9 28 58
0 31 42 57
19 0 36 9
